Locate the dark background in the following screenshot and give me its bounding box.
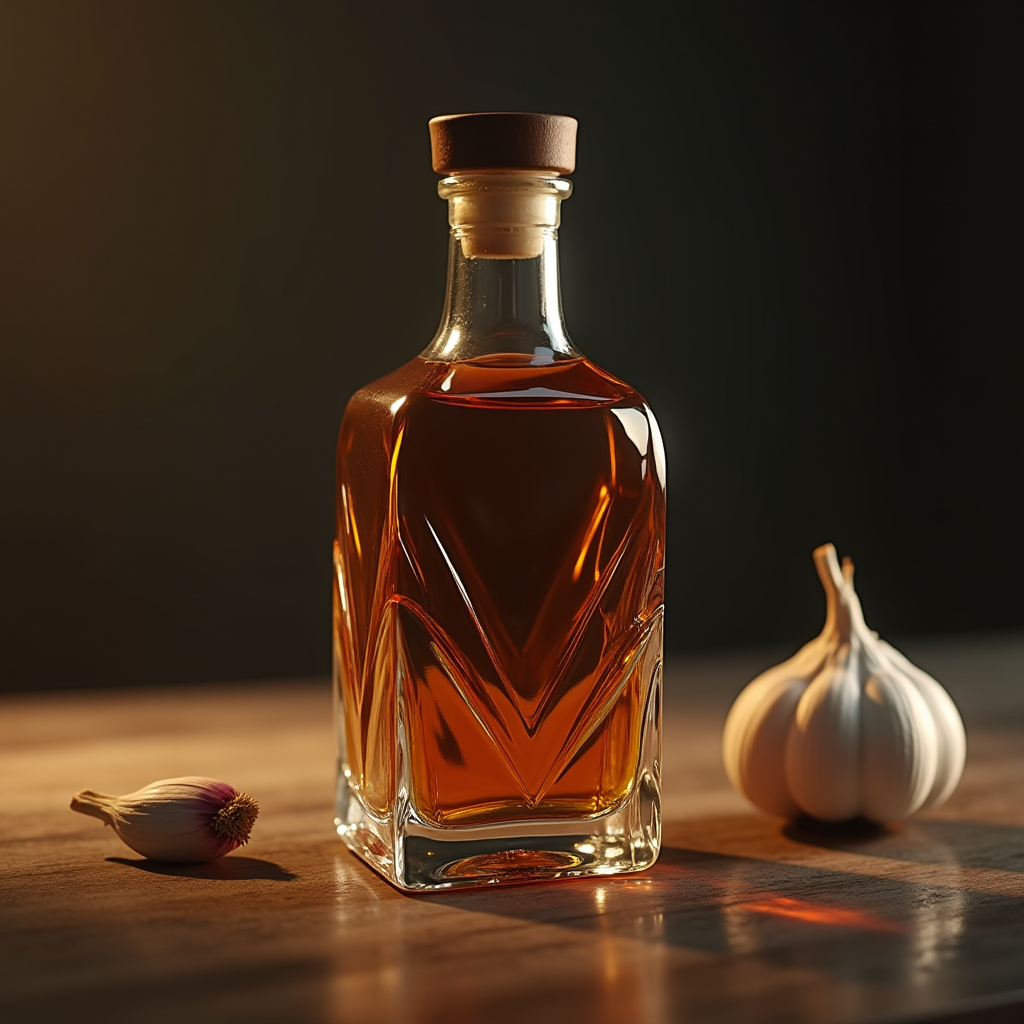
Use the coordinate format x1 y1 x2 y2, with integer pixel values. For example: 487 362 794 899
2 0 1021 691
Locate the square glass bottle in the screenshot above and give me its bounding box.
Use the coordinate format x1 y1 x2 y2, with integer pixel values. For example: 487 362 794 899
333 113 666 890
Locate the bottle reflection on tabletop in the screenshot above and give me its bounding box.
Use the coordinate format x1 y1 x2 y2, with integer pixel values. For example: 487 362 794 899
716 831 970 986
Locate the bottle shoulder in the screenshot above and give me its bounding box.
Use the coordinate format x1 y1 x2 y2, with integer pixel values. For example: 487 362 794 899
337 354 666 492
343 353 651 420
342 359 447 417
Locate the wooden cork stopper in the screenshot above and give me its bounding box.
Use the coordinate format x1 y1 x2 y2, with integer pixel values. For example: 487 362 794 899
429 112 577 175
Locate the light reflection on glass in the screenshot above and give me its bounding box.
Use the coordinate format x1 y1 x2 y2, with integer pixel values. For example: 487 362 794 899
571 485 609 582
610 407 649 458
440 328 461 356
334 540 348 615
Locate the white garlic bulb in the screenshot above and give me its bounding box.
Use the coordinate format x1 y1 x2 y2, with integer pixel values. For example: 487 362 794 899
70 776 259 862
722 545 966 823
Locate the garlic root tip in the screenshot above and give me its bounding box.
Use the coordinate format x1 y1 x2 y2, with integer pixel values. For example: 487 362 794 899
210 792 259 845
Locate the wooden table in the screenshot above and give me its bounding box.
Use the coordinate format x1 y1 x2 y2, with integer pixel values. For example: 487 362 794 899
3 636 1023 1023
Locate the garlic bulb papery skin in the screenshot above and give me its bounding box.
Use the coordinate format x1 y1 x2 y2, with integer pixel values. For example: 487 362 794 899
722 545 967 824
70 776 259 862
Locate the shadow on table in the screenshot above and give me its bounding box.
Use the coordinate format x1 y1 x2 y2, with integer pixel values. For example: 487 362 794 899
438 814 1024 995
107 855 299 880
782 817 1024 874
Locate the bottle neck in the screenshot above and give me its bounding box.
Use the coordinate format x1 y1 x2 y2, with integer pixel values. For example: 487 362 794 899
421 174 577 363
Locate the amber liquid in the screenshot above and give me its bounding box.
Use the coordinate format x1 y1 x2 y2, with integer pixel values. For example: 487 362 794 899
333 353 665 828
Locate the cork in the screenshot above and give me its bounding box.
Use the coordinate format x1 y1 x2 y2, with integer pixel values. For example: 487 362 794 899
429 112 577 175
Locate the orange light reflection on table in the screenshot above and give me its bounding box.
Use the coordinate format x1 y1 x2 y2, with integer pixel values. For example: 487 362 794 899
739 896 903 932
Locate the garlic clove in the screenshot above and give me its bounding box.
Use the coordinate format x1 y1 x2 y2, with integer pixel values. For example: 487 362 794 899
859 665 939 822
785 648 862 821
722 636 830 817
70 776 259 863
874 639 967 809
722 670 806 818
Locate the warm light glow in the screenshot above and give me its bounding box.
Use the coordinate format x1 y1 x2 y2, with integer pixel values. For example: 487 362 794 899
572 485 610 581
333 541 348 615
740 896 901 932
387 425 406 527
604 415 617 487
341 484 362 560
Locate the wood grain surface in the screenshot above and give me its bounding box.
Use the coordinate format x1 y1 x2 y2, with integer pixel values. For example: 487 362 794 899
2 641 1023 1024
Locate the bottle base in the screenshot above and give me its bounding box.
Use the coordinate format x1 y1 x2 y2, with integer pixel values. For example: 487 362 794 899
336 768 661 891
335 649 663 891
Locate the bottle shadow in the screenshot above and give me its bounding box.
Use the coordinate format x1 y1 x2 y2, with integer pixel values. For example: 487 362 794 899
107 855 298 881
433 813 1023 992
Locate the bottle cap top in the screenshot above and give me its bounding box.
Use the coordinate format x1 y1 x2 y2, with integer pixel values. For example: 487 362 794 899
429 112 577 175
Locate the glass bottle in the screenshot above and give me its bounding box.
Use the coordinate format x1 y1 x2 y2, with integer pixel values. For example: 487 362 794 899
333 113 666 890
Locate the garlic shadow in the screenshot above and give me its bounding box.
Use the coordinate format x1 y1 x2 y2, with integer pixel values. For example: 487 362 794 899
107 855 298 880
782 816 892 844
783 818 1024 874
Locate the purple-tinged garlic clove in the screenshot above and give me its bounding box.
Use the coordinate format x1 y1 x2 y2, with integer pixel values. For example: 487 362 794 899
71 776 259 862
